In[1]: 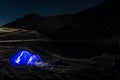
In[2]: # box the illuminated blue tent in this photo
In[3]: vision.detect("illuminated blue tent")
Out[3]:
[10,50,42,67]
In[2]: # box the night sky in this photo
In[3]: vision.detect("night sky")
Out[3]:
[0,0,104,26]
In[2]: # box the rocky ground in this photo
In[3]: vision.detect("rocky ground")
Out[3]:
[0,45,120,80]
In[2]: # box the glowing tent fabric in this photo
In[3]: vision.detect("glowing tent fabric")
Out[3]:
[10,50,42,67]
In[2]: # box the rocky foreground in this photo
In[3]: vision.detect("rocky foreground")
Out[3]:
[0,46,120,80]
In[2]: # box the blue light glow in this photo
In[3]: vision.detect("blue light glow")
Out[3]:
[10,50,42,67]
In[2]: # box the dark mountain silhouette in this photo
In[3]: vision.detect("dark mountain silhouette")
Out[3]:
[4,13,45,30]
[3,0,120,40]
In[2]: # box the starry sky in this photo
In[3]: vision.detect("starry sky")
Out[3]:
[0,0,104,26]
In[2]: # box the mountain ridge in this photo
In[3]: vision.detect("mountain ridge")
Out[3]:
[3,0,120,40]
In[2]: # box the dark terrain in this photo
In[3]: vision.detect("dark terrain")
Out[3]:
[4,0,120,40]
[1,0,120,80]
[3,0,120,58]
[0,42,120,80]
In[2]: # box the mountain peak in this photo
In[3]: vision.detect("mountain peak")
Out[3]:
[3,0,120,40]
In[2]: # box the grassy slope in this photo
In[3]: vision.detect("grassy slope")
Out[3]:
[0,27,48,40]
